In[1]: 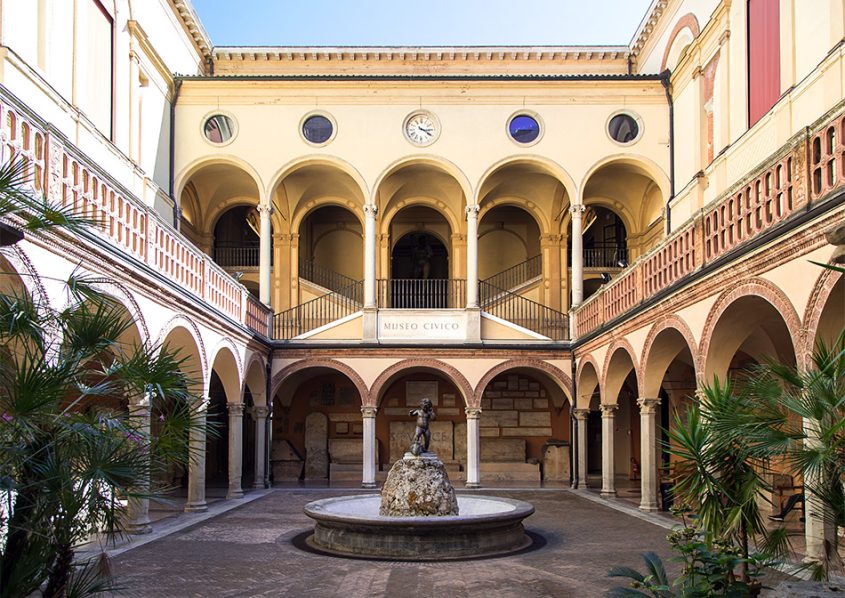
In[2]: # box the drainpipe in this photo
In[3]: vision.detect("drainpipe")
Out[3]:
[169,79,183,229]
[660,69,675,233]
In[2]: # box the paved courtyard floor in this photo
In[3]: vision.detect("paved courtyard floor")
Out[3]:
[112,488,681,597]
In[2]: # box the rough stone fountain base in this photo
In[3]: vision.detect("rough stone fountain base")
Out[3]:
[304,494,535,560]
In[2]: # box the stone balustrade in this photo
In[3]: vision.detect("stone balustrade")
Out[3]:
[575,103,844,338]
[0,91,272,338]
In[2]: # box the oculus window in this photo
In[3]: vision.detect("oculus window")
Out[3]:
[203,115,235,144]
[302,114,334,145]
[608,114,640,144]
[508,114,541,144]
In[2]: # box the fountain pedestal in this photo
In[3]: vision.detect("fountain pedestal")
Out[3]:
[380,452,458,517]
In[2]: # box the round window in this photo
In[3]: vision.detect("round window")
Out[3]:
[203,114,235,144]
[608,114,640,144]
[508,114,541,144]
[302,114,334,145]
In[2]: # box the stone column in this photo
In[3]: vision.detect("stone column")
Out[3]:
[465,205,480,308]
[226,403,245,499]
[600,404,618,498]
[465,407,481,488]
[573,408,590,489]
[803,416,836,561]
[126,387,152,533]
[253,405,269,488]
[363,204,378,309]
[638,397,661,511]
[185,397,209,512]
[570,204,586,307]
[361,406,378,488]
[258,204,274,306]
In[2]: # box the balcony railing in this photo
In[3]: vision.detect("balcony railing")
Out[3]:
[479,281,569,340]
[273,280,363,339]
[481,255,541,292]
[214,245,260,268]
[584,244,628,268]
[377,279,466,309]
[0,88,272,338]
[299,258,361,299]
[573,103,845,339]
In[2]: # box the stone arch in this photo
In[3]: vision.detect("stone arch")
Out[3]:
[174,155,265,205]
[2,244,49,308]
[474,359,573,404]
[802,265,844,369]
[290,199,365,233]
[475,155,578,209]
[640,315,700,398]
[84,279,149,345]
[579,155,670,207]
[379,195,462,239]
[242,351,267,404]
[602,338,641,405]
[477,199,550,239]
[271,358,368,406]
[699,278,802,383]
[266,155,370,209]
[371,155,473,208]
[208,337,244,402]
[154,314,209,393]
[660,13,701,72]
[575,353,602,408]
[369,359,475,408]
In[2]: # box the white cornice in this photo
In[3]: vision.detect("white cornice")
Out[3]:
[170,0,213,60]
[628,0,671,61]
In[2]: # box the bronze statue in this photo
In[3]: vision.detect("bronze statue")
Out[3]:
[409,398,436,456]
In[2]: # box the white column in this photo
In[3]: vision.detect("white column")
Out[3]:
[600,404,618,498]
[363,204,378,308]
[573,408,590,489]
[185,398,209,512]
[226,403,244,499]
[253,405,269,488]
[126,386,152,534]
[465,407,481,488]
[465,205,480,308]
[638,397,660,511]
[803,416,836,562]
[570,204,586,307]
[361,406,378,488]
[258,204,274,306]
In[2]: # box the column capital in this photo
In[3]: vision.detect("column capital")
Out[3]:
[363,204,378,216]
[599,403,619,415]
[361,405,378,418]
[252,405,270,419]
[572,407,590,420]
[228,402,245,416]
[637,397,661,413]
[256,204,275,216]
[465,407,482,419]
[465,204,480,217]
[569,204,586,215]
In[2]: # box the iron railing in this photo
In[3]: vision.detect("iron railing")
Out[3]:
[377,279,466,309]
[479,281,569,340]
[213,245,260,268]
[481,255,541,292]
[299,258,361,299]
[582,243,628,268]
[272,280,363,339]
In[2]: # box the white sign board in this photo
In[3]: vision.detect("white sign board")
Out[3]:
[378,310,467,341]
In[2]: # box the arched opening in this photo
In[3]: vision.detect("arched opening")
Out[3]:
[478,206,541,287]
[242,356,268,489]
[604,348,644,504]
[298,205,363,292]
[205,371,229,490]
[271,367,364,485]
[384,206,456,308]
[212,205,261,271]
[582,206,628,268]
[812,276,844,349]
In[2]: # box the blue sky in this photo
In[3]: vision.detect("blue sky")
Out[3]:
[192,0,654,47]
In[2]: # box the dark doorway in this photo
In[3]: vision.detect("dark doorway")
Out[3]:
[388,233,450,308]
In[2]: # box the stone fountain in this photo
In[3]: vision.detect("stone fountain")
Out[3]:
[304,399,535,560]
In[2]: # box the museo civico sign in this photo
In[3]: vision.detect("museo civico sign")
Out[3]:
[378,310,467,341]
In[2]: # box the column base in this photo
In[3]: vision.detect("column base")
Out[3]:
[361,482,378,489]
[465,482,481,489]
[639,503,659,512]
[184,501,208,513]
[253,481,267,489]
[226,489,244,500]
[600,490,617,499]
[577,480,589,490]
[126,520,152,535]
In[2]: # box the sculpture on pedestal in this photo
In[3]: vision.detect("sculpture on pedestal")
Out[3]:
[409,397,436,456]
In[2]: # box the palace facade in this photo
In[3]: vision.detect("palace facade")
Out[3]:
[1,0,843,558]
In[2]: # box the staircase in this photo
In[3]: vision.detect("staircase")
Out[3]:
[299,258,361,300]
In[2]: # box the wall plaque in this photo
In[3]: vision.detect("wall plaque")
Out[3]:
[378,310,467,341]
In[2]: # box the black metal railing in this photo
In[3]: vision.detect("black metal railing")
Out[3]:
[299,258,361,299]
[481,255,541,292]
[479,281,569,340]
[377,279,466,309]
[583,243,628,268]
[272,280,363,339]
[213,245,260,268]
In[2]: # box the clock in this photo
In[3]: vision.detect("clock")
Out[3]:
[403,111,440,146]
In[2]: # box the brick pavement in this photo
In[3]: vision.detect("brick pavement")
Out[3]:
[112,489,676,597]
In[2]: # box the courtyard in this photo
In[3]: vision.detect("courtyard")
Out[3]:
[110,489,674,597]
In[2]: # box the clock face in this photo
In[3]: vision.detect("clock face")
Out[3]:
[404,112,439,146]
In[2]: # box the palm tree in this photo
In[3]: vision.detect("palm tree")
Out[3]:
[0,158,208,597]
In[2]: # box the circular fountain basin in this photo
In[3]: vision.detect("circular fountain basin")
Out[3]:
[304,494,535,560]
